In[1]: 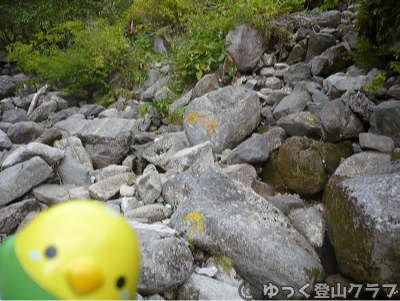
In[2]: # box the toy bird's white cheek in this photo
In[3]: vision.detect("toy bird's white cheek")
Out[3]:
[120,290,130,299]
[29,250,41,261]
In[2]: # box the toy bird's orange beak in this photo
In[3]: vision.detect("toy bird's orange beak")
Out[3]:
[67,260,103,294]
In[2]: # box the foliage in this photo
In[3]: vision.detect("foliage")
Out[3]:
[365,72,386,91]
[0,0,104,50]
[7,19,133,99]
[213,252,234,276]
[353,0,400,74]
[167,105,187,124]
[3,0,309,103]
[139,102,153,116]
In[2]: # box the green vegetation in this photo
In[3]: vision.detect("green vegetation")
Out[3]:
[213,252,234,276]
[353,0,400,74]
[2,0,398,113]
[2,0,305,105]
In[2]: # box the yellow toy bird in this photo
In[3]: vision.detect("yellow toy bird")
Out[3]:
[0,200,141,300]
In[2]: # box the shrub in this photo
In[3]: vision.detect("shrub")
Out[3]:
[7,19,133,99]
[353,0,400,74]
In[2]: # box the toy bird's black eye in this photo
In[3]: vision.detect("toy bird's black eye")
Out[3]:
[116,276,125,288]
[45,246,57,258]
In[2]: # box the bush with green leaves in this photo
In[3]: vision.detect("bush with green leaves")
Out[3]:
[7,20,134,99]
[353,0,400,74]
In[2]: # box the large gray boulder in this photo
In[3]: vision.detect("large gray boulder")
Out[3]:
[273,90,310,120]
[306,33,336,63]
[7,121,44,144]
[227,127,286,165]
[177,273,241,300]
[311,43,352,77]
[142,132,189,170]
[130,221,194,295]
[168,163,324,299]
[369,100,400,147]
[183,86,261,153]
[0,156,52,207]
[277,111,323,139]
[77,118,136,168]
[0,198,40,234]
[54,136,94,173]
[1,142,64,169]
[320,98,365,142]
[324,153,400,290]
[0,75,17,99]
[225,25,264,72]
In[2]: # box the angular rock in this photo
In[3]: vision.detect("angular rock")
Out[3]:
[0,156,52,207]
[277,111,323,138]
[169,90,192,115]
[341,90,376,123]
[89,172,135,201]
[142,132,189,169]
[311,10,341,28]
[290,207,326,248]
[306,33,336,63]
[68,186,91,200]
[359,132,395,153]
[7,121,44,144]
[48,107,80,126]
[1,142,64,169]
[32,184,77,205]
[311,89,330,106]
[135,164,162,205]
[79,104,105,117]
[169,165,323,299]
[264,77,282,90]
[28,99,58,122]
[227,127,286,165]
[177,273,241,300]
[0,75,16,99]
[324,173,400,288]
[283,63,312,85]
[225,25,264,72]
[323,71,377,98]
[125,204,172,222]
[34,128,63,146]
[0,198,40,234]
[165,140,214,172]
[311,43,352,77]
[130,221,194,295]
[0,129,11,150]
[267,194,305,211]
[320,98,365,142]
[93,164,132,182]
[140,76,171,101]
[57,155,92,186]
[192,73,220,99]
[369,100,400,147]
[286,44,307,65]
[1,108,28,123]
[273,90,311,120]
[333,152,399,178]
[222,164,257,187]
[387,84,400,99]
[54,136,94,173]
[53,115,90,136]
[184,86,261,153]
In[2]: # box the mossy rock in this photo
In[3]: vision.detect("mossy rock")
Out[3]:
[324,174,400,288]
[261,151,289,194]
[312,140,353,175]
[275,136,327,196]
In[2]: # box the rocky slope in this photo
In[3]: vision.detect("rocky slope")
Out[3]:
[1,5,400,300]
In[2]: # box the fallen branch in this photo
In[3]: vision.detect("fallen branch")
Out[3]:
[27,84,52,117]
